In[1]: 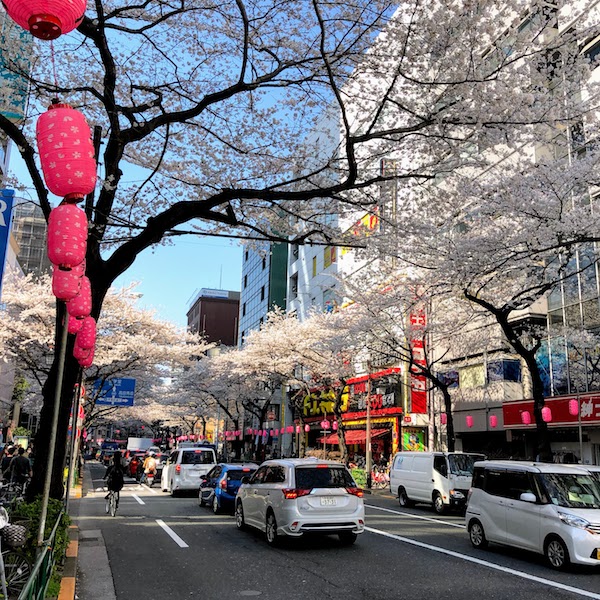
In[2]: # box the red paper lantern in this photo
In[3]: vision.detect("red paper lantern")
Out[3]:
[51,265,81,300]
[521,411,531,425]
[295,425,301,434]
[47,204,87,267]
[76,316,96,350]
[67,275,92,318]
[489,415,498,428]
[542,407,552,422]
[332,421,338,431]
[568,399,579,416]
[440,413,447,425]
[466,415,474,428]
[68,314,84,334]
[3,0,87,40]
[78,346,94,368]
[37,103,96,200]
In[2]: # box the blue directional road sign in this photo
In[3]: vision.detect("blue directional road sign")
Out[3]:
[94,378,136,407]
[0,188,15,299]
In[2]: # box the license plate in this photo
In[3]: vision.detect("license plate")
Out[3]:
[320,497,337,506]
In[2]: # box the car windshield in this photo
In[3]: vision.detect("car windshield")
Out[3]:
[181,450,215,465]
[538,473,600,508]
[448,454,485,476]
[295,466,355,489]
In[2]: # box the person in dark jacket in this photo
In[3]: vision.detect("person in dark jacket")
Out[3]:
[0,446,15,481]
[10,447,32,485]
[104,451,125,505]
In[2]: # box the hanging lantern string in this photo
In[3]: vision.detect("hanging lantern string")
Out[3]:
[50,40,59,89]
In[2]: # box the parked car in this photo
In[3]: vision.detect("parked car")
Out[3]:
[199,463,258,514]
[161,446,217,496]
[465,460,600,570]
[235,458,365,546]
[390,451,485,514]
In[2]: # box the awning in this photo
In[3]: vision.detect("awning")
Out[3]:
[316,428,389,445]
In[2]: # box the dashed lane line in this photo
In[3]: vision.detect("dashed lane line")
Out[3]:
[131,494,145,505]
[156,519,189,548]
[366,526,600,600]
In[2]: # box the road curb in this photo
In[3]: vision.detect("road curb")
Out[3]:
[58,477,82,600]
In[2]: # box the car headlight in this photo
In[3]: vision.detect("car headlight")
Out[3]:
[450,490,465,499]
[558,511,591,530]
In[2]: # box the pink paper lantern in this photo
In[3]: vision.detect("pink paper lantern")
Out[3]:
[466,415,473,428]
[77,345,94,368]
[332,421,338,431]
[489,415,498,428]
[568,399,579,416]
[72,343,90,361]
[51,265,81,301]
[67,275,92,318]
[295,425,301,434]
[67,314,84,334]
[542,407,552,422]
[440,413,447,425]
[76,316,96,350]
[247,428,252,435]
[321,420,330,430]
[521,411,531,425]
[47,204,87,267]
[270,429,275,437]
[37,103,97,200]
[304,424,310,432]
[3,0,87,40]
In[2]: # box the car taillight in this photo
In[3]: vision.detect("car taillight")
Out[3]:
[175,464,181,473]
[346,487,363,497]
[282,489,312,499]
[220,479,227,489]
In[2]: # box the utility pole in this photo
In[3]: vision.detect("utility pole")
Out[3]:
[366,364,372,489]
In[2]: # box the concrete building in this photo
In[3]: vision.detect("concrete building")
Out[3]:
[186,288,240,347]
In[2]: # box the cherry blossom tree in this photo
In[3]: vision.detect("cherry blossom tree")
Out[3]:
[0,0,594,492]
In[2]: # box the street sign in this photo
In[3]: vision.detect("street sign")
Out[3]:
[94,378,136,407]
[0,188,14,299]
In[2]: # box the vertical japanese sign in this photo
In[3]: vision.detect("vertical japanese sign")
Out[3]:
[409,306,428,413]
[0,188,15,299]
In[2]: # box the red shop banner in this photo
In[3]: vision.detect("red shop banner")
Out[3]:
[503,394,600,428]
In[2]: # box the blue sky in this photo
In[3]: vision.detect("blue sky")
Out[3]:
[9,150,242,328]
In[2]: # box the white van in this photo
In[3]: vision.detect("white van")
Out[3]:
[390,451,485,514]
[161,446,217,496]
[465,460,600,570]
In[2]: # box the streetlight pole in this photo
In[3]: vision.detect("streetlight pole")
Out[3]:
[578,393,583,463]
[366,366,372,489]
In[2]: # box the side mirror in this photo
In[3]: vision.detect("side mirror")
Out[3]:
[520,492,537,503]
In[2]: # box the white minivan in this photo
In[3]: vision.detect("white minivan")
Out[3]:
[465,460,600,570]
[161,445,217,496]
[390,451,485,514]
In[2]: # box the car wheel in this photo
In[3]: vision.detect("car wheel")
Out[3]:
[198,491,205,507]
[468,519,488,549]
[432,492,445,514]
[235,501,246,530]
[170,481,179,498]
[398,487,413,508]
[545,536,570,570]
[212,495,220,514]
[265,511,279,546]
[338,532,357,545]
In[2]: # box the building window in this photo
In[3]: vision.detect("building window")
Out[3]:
[312,256,317,277]
[290,274,298,300]
[260,286,265,301]
[242,302,246,316]
[262,256,267,270]
[292,244,299,260]
[324,246,337,268]
[243,274,247,289]
[259,317,264,327]
[245,249,249,261]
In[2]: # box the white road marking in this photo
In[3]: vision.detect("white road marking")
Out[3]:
[366,504,465,528]
[366,526,600,599]
[132,494,145,505]
[156,519,189,548]
[140,483,158,494]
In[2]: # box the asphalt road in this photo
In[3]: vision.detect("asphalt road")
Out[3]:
[76,462,600,600]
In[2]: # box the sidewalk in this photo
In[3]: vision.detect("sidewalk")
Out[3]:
[59,462,117,600]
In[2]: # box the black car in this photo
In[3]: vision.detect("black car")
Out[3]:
[199,463,258,514]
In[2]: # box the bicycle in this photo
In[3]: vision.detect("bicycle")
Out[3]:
[105,489,119,517]
[1,548,31,599]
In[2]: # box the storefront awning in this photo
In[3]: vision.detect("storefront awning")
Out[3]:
[317,428,388,445]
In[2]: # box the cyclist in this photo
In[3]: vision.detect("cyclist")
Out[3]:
[104,451,125,506]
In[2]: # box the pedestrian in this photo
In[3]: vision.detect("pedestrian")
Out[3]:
[1,446,15,481]
[103,451,125,505]
[10,447,32,486]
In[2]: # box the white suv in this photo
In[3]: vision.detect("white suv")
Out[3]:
[161,446,216,496]
[235,458,365,546]
[466,460,600,569]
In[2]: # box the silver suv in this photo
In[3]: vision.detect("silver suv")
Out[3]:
[235,458,365,546]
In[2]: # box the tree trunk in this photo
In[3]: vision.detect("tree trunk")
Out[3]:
[440,385,455,452]
[524,353,552,461]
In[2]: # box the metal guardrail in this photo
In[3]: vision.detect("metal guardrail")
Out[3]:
[17,509,65,600]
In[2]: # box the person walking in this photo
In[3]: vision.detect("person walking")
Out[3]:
[0,446,15,481]
[104,451,125,506]
[10,447,32,487]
